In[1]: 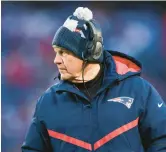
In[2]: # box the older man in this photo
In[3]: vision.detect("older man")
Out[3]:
[22,7,166,152]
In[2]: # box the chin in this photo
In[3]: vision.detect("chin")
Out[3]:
[60,74,74,81]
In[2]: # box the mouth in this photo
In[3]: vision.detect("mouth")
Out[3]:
[59,68,67,73]
[59,68,66,70]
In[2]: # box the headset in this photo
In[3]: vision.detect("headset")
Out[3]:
[82,20,103,62]
[80,20,104,100]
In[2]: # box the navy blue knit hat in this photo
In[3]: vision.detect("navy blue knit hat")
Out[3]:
[52,7,103,63]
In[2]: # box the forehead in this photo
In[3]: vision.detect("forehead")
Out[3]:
[53,46,77,57]
[53,46,68,52]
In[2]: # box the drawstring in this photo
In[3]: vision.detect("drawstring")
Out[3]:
[54,73,61,80]
[82,60,92,100]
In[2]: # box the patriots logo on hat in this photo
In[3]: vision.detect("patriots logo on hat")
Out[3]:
[107,97,134,109]
[63,18,86,38]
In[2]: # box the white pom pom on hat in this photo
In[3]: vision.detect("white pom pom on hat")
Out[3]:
[73,7,93,21]
[63,7,93,36]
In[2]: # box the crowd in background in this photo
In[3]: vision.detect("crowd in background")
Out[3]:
[2,2,166,152]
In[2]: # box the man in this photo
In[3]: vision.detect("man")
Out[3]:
[22,7,166,152]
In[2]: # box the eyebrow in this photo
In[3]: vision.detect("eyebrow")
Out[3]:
[53,46,71,55]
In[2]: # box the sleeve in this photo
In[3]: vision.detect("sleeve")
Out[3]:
[21,96,52,152]
[139,84,166,152]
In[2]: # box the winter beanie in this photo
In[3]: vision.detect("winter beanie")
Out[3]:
[52,7,103,62]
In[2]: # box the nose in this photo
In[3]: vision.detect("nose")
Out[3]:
[54,54,62,64]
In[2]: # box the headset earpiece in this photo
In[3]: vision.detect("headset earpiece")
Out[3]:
[83,20,103,62]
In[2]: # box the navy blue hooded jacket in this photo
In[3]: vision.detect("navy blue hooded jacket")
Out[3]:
[22,50,166,152]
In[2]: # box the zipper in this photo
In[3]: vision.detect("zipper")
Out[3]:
[73,84,92,107]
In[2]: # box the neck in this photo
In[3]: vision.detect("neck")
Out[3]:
[71,63,101,83]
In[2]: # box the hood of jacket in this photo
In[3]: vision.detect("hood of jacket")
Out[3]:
[103,50,141,81]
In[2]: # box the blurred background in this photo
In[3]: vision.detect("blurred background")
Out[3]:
[1,1,166,152]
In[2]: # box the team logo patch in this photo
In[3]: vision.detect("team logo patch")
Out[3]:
[63,18,86,38]
[107,97,134,109]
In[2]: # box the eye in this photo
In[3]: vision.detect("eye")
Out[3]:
[59,50,69,57]
[59,50,64,56]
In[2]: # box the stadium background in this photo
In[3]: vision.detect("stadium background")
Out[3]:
[2,1,166,152]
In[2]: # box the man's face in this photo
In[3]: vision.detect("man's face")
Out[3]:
[53,47,83,81]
